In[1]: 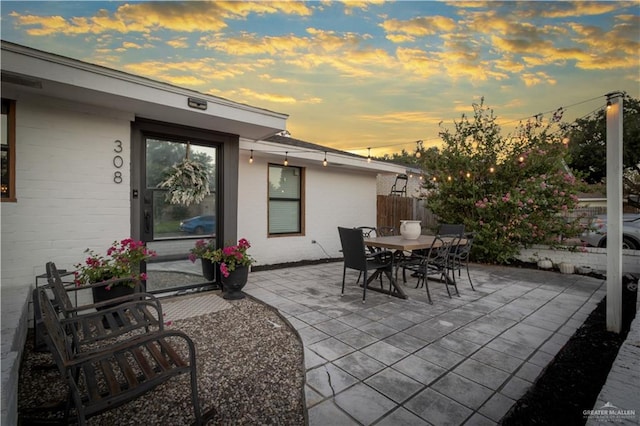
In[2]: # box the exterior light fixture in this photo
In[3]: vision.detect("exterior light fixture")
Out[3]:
[323,152,328,167]
[187,97,207,110]
[249,149,254,164]
[415,140,423,158]
[367,147,372,163]
[284,152,289,167]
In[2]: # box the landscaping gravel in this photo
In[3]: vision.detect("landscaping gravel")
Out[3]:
[18,297,306,425]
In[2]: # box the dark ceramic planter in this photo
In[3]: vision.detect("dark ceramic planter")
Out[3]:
[222,265,249,300]
[92,283,136,309]
[201,258,216,282]
[91,283,135,328]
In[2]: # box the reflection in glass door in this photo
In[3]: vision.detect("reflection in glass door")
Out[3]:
[142,137,219,294]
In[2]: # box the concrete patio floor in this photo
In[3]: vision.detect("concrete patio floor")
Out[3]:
[242,261,606,426]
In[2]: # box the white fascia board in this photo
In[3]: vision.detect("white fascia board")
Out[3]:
[1,42,288,139]
[240,139,407,174]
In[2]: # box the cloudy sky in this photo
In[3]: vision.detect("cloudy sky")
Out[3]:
[1,1,638,156]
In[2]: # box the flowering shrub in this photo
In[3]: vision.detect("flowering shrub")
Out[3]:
[203,238,254,278]
[421,99,586,263]
[188,239,216,262]
[74,238,157,288]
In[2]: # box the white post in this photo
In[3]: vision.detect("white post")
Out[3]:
[606,92,624,333]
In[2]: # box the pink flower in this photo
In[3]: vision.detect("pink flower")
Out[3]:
[220,262,230,278]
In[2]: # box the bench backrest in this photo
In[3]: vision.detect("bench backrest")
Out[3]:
[37,287,74,374]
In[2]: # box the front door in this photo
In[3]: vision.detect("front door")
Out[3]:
[132,121,227,294]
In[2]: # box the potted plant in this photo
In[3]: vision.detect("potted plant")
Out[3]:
[188,238,217,281]
[74,238,156,304]
[204,238,254,300]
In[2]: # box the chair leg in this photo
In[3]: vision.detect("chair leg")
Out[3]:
[341,267,347,296]
[466,262,475,290]
[362,271,367,303]
[424,276,432,304]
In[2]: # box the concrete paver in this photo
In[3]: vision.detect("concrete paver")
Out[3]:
[244,262,607,425]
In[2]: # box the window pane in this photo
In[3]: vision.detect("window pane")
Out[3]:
[269,166,300,199]
[146,138,217,239]
[1,99,13,200]
[269,200,300,233]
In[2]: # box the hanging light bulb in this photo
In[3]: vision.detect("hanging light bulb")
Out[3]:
[606,99,612,110]
[466,172,471,178]
[415,140,423,158]
[284,151,288,167]
[367,147,372,163]
[323,152,328,167]
[489,166,495,173]
[249,149,254,164]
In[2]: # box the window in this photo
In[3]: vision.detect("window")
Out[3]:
[1,98,16,201]
[268,164,304,235]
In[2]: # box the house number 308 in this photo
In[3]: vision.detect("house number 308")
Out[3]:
[113,140,124,184]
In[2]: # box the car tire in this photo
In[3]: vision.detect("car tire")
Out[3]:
[599,236,640,250]
[623,236,639,250]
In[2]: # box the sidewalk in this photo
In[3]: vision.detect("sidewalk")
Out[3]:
[244,262,606,425]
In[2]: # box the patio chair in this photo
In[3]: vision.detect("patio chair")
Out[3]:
[338,227,393,303]
[356,226,383,287]
[399,236,456,303]
[377,226,397,236]
[35,287,203,426]
[447,232,476,290]
[437,223,465,236]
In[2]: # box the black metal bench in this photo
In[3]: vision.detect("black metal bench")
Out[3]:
[36,287,203,425]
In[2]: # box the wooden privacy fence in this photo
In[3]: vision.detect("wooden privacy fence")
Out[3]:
[377,195,438,232]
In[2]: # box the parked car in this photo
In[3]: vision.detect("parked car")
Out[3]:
[179,215,216,235]
[580,214,640,250]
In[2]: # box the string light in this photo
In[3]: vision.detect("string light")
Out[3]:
[323,151,328,167]
[284,151,288,167]
[249,149,254,164]
[466,172,471,178]
[489,166,495,173]
[367,147,372,163]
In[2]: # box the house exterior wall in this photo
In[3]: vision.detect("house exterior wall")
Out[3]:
[237,150,378,266]
[1,94,133,288]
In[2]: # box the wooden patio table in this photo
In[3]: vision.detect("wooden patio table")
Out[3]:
[363,235,468,298]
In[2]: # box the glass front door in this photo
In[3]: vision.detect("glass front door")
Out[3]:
[141,136,219,294]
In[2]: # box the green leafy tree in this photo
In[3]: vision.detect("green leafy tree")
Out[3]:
[563,94,640,195]
[420,99,585,263]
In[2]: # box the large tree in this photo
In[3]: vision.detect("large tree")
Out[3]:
[419,98,585,263]
[563,94,640,196]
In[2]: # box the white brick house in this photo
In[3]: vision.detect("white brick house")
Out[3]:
[0,41,406,424]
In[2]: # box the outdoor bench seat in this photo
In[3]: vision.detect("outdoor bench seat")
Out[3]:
[36,287,203,426]
[39,262,164,352]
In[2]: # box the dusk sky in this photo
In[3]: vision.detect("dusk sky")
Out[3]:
[1,1,638,156]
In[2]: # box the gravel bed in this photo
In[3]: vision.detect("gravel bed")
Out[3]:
[18,297,306,425]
